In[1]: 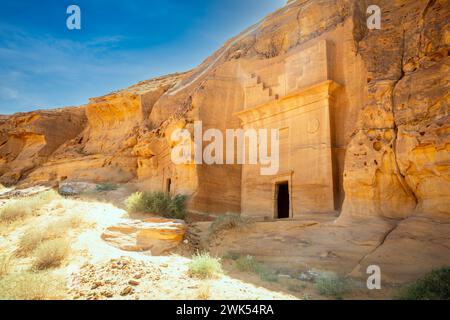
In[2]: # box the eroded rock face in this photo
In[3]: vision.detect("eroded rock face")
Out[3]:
[101,218,187,255]
[0,107,86,186]
[0,0,448,219]
[22,74,185,185]
[341,0,449,219]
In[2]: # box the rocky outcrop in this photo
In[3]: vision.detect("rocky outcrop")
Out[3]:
[22,74,185,185]
[0,0,448,219]
[0,107,86,185]
[58,181,98,196]
[101,218,187,255]
[341,0,449,219]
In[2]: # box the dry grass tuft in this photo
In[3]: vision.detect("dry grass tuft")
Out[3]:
[0,190,61,224]
[16,228,44,257]
[197,283,211,300]
[0,255,12,277]
[0,271,65,300]
[209,214,247,238]
[16,214,83,257]
[25,190,60,209]
[188,252,223,279]
[32,238,70,270]
[0,202,32,224]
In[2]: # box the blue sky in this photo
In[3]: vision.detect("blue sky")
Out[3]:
[0,0,285,114]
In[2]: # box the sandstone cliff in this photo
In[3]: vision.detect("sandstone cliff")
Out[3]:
[342,0,449,220]
[0,0,448,220]
[0,107,86,185]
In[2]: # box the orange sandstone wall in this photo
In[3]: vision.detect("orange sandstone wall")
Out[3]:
[0,0,448,219]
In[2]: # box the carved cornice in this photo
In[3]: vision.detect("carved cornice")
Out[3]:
[234,80,341,125]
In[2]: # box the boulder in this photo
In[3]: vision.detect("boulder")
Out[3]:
[58,181,97,196]
[101,218,187,255]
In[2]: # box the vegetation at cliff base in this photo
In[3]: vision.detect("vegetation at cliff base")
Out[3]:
[398,268,450,300]
[96,183,118,192]
[209,214,247,237]
[315,273,350,298]
[125,191,187,219]
[236,255,278,283]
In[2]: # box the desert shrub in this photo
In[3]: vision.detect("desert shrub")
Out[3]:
[236,255,278,283]
[16,215,81,257]
[168,194,188,220]
[0,202,32,223]
[236,255,260,273]
[64,214,84,229]
[259,269,279,282]
[223,251,240,261]
[0,271,65,300]
[16,228,45,257]
[125,192,146,213]
[96,183,118,192]
[209,214,247,237]
[0,190,60,224]
[188,252,223,279]
[0,255,12,277]
[315,273,350,298]
[25,190,60,209]
[398,268,450,300]
[45,214,82,237]
[44,221,69,239]
[125,191,187,219]
[32,238,70,270]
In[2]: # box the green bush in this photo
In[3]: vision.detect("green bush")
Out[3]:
[398,268,450,300]
[236,255,260,273]
[315,273,349,298]
[168,194,188,220]
[96,183,118,192]
[188,252,223,279]
[125,192,146,213]
[125,191,187,219]
[259,269,279,282]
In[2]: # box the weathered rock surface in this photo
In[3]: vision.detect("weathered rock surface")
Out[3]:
[101,218,187,255]
[21,74,185,186]
[0,107,86,186]
[1,0,447,219]
[206,214,450,283]
[58,181,98,196]
[0,0,449,283]
[341,0,449,219]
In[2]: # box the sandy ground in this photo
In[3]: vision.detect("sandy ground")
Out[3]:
[3,185,445,300]
[0,188,297,300]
